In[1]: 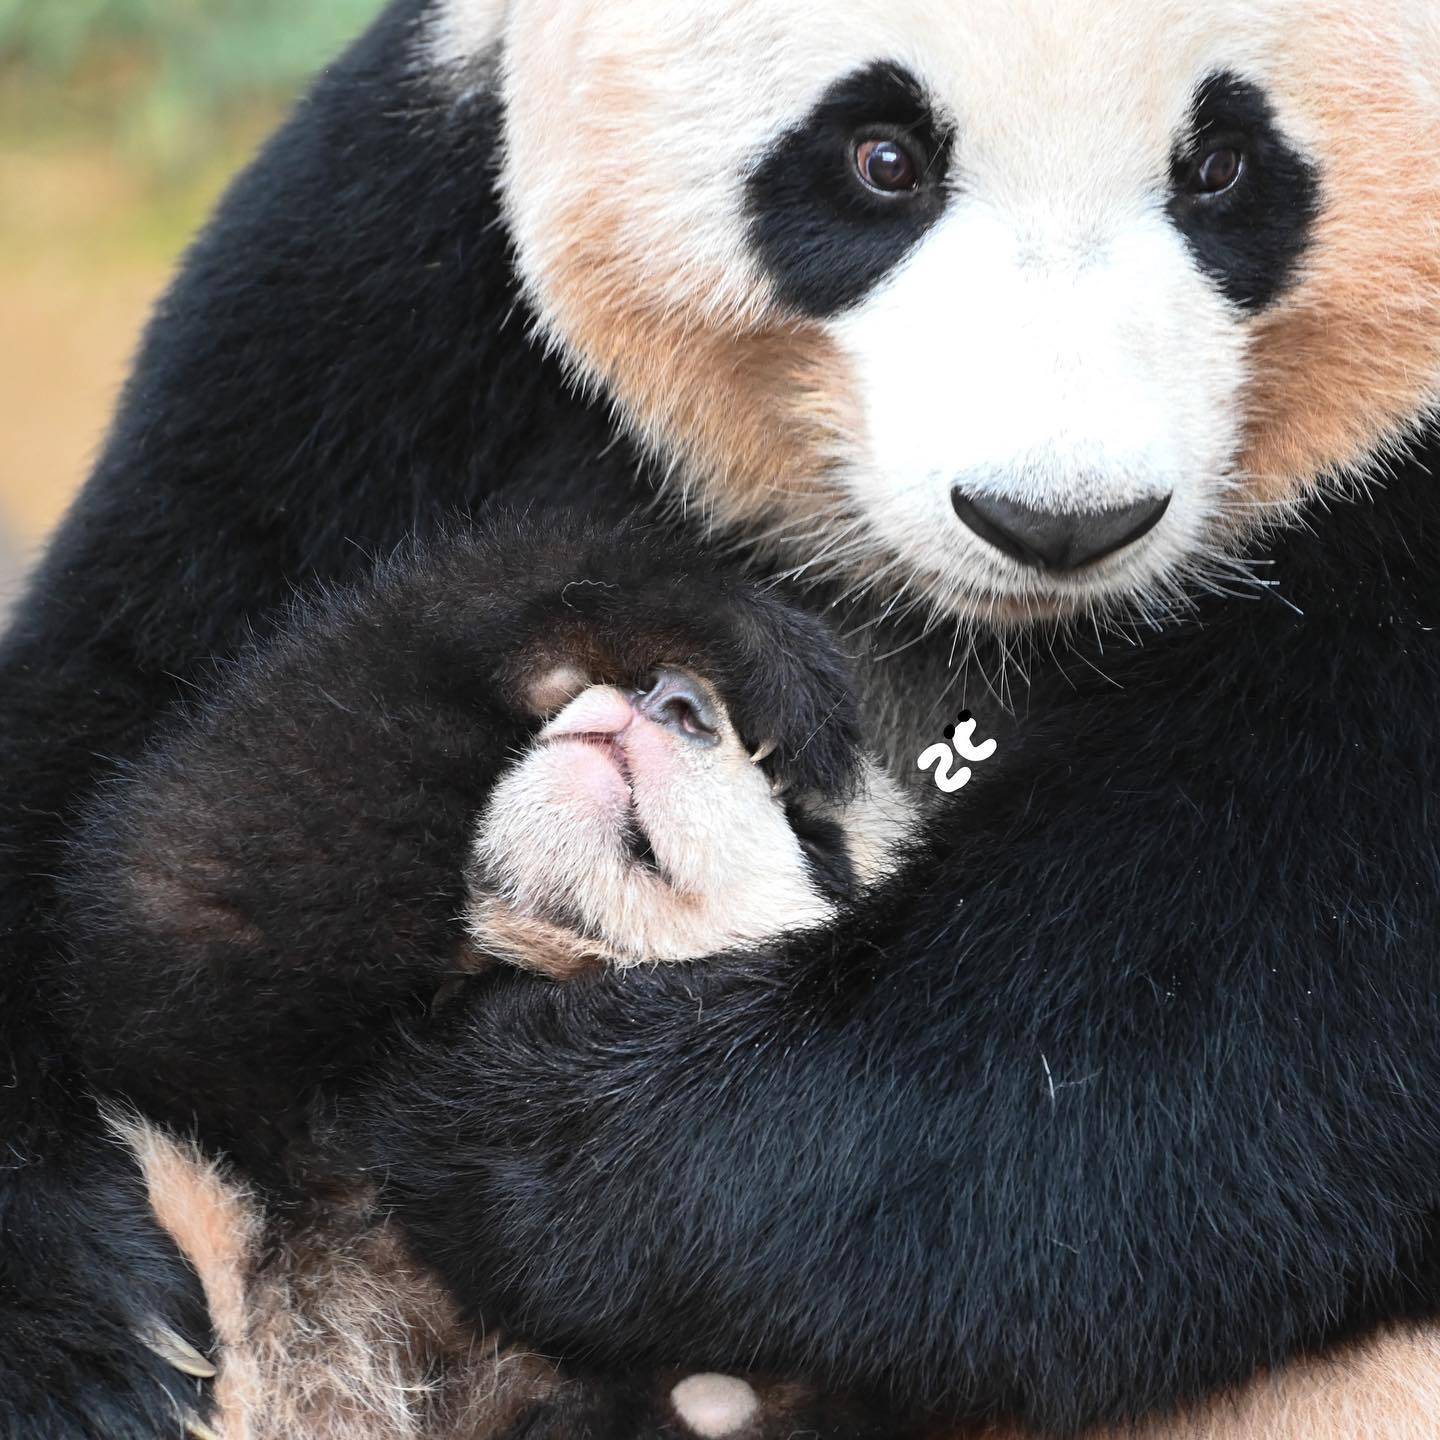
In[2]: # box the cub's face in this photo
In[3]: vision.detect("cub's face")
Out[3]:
[469,669,909,971]
[430,0,1440,630]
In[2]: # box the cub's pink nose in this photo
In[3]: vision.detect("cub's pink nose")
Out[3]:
[540,671,721,749]
[540,686,637,741]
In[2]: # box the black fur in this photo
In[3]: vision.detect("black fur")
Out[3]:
[746,61,954,316]
[358,455,1440,1434]
[1167,71,1320,310]
[59,517,861,1185]
[0,1136,216,1440]
[786,803,860,904]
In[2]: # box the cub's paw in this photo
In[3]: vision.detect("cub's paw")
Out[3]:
[500,1370,916,1440]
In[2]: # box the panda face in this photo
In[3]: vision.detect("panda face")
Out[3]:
[432,0,1440,630]
[468,670,910,969]
[748,51,1279,625]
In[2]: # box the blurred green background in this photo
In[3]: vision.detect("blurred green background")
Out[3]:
[0,1,382,603]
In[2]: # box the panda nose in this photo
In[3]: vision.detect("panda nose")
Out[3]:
[950,491,1171,571]
[636,669,721,745]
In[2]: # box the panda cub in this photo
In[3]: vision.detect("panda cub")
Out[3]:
[62,515,906,1176]
[470,661,896,978]
[62,517,910,1439]
[116,663,906,1440]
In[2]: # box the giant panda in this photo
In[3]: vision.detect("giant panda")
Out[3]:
[2,0,1440,1436]
[59,518,1436,1440]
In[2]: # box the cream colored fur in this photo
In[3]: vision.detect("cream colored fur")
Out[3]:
[1116,1329,1440,1440]
[471,679,911,966]
[125,1119,559,1440]
[973,1327,1440,1439]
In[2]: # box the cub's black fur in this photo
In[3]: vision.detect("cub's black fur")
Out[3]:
[61,518,861,1188]
[358,457,1440,1434]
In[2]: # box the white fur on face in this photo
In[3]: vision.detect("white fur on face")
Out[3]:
[469,678,907,966]
[806,2,1274,624]
[426,0,1440,631]
[829,203,1247,623]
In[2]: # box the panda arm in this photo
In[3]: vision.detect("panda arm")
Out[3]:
[59,517,861,1177]
[359,612,1440,1433]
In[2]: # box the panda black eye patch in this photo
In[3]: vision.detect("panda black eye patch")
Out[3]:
[1166,70,1320,311]
[745,61,953,317]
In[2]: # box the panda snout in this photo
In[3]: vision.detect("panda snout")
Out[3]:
[950,489,1171,572]
[634,669,721,746]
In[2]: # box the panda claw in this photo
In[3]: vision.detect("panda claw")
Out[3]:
[770,775,791,797]
[143,1324,218,1379]
[186,1419,223,1440]
[749,739,778,765]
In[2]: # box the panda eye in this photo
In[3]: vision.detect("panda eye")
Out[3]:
[1188,145,1244,197]
[853,136,921,194]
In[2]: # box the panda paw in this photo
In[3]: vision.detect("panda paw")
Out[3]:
[444,514,867,802]
[0,1136,217,1440]
[0,1314,217,1440]
[141,1326,223,1438]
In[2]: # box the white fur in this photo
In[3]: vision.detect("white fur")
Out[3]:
[670,1374,760,1437]
[809,0,1283,620]
[830,201,1247,618]
[470,681,909,964]
[425,0,509,77]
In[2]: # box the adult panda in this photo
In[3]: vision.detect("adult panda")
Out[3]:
[2,0,1440,1435]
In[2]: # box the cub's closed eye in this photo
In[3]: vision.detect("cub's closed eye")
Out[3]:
[1188,145,1245,197]
[854,136,922,194]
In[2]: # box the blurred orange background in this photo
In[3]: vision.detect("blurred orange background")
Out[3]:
[0,2,381,615]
